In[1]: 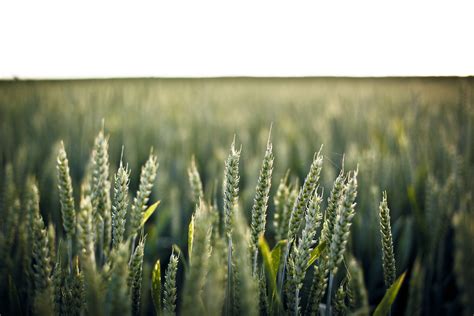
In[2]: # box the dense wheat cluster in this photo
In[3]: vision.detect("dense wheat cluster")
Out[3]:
[0,78,472,315]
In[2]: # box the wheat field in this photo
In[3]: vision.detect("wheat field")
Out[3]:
[0,77,472,316]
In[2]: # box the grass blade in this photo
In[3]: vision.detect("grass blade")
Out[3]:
[373,271,407,316]
[306,240,326,270]
[271,239,287,280]
[141,201,161,228]
[151,259,162,316]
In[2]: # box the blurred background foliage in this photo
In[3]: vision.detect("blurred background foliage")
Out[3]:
[0,77,472,315]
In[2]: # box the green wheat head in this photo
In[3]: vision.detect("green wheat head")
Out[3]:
[328,169,358,274]
[287,188,323,314]
[223,137,241,239]
[91,130,112,252]
[130,150,159,236]
[105,241,131,316]
[287,147,323,243]
[29,182,54,314]
[306,255,329,315]
[112,156,131,249]
[181,200,212,314]
[163,251,179,315]
[188,155,204,205]
[250,135,274,271]
[333,279,348,316]
[77,195,96,265]
[273,171,290,241]
[56,141,76,238]
[129,236,146,316]
[379,191,396,288]
[320,167,345,246]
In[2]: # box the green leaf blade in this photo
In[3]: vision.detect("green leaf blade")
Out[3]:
[373,271,407,316]
[270,239,287,279]
[151,259,162,315]
[258,235,277,293]
[188,215,195,263]
[141,201,161,227]
[306,240,326,270]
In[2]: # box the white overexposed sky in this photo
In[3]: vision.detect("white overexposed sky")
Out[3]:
[0,1,473,79]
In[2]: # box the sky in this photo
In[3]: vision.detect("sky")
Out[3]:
[1,1,473,79]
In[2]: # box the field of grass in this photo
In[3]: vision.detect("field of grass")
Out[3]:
[0,77,472,315]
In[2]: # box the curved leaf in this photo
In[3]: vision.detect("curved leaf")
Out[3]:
[151,259,162,315]
[270,239,287,279]
[188,215,195,263]
[306,240,326,269]
[258,235,276,291]
[141,201,161,227]
[373,271,407,316]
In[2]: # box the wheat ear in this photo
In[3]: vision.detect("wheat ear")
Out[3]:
[250,133,274,274]
[379,191,396,288]
[112,151,131,249]
[163,251,179,315]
